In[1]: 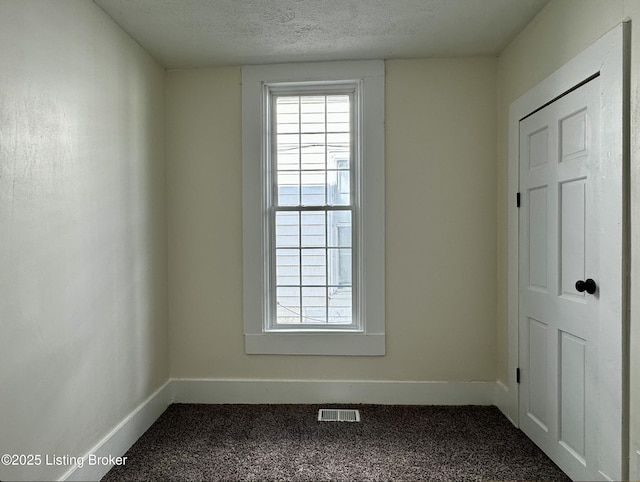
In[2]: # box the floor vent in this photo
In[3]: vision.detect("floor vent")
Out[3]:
[318,408,360,422]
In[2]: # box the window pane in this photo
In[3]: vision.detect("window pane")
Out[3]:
[301,211,325,247]
[301,171,325,205]
[276,107,300,134]
[276,96,300,112]
[328,248,352,286]
[328,154,349,171]
[301,96,325,112]
[277,148,299,171]
[327,95,350,111]
[275,211,299,247]
[300,133,325,170]
[327,211,352,247]
[328,289,352,324]
[276,286,300,324]
[277,172,299,206]
[327,132,350,146]
[327,114,349,133]
[301,248,326,286]
[277,120,299,134]
[301,287,327,323]
[327,96,349,129]
[301,101,325,133]
[276,96,299,133]
[277,133,299,149]
[327,170,350,206]
[276,249,300,286]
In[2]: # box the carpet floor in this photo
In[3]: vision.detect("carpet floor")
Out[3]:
[101,404,570,481]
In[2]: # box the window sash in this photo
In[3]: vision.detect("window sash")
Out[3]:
[266,87,360,332]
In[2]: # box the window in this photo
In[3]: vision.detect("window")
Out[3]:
[272,92,354,327]
[242,61,385,355]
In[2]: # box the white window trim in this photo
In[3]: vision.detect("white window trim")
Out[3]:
[242,60,385,356]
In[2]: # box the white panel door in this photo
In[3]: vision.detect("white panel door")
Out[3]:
[519,77,622,481]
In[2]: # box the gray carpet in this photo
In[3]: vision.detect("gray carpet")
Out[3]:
[101,404,570,481]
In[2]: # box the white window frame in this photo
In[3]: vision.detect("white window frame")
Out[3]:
[268,86,356,330]
[242,61,385,356]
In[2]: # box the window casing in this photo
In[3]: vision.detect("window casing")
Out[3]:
[242,61,384,355]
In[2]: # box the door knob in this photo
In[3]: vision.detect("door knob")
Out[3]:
[575,278,597,295]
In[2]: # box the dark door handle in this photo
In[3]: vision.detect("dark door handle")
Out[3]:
[575,278,597,294]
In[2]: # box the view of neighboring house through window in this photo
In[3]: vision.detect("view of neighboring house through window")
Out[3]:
[272,94,354,327]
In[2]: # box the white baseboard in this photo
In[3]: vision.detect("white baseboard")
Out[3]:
[171,378,496,406]
[61,381,173,482]
[494,380,518,427]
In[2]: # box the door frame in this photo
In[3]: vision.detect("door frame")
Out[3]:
[501,22,630,478]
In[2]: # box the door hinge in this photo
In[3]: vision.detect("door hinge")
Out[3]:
[516,367,521,384]
[516,192,521,208]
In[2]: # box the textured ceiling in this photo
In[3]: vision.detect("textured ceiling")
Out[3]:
[94,0,550,69]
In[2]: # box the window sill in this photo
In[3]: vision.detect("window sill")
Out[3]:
[244,332,385,356]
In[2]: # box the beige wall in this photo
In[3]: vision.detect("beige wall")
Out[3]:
[167,58,497,382]
[496,0,640,475]
[0,1,168,480]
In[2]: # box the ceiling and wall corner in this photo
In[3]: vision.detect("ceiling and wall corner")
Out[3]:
[93,0,551,68]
